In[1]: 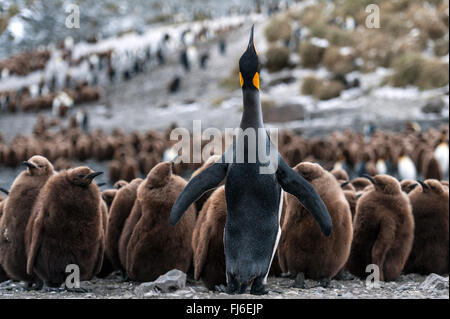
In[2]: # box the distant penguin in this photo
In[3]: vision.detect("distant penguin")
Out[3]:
[180,48,190,72]
[125,162,196,282]
[376,158,387,175]
[397,151,417,181]
[278,163,352,287]
[421,151,443,181]
[350,177,372,192]
[331,167,349,181]
[105,178,143,275]
[0,156,54,288]
[219,39,227,55]
[170,27,331,295]
[26,167,104,290]
[404,180,449,275]
[199,52,209,69]
[434,134,449,179]
[400,179,419,194]
[168,76,181,94]
[347,175,414,281]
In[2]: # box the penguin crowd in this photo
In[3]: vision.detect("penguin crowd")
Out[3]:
[0,25,448,295]
[0,146,447,291]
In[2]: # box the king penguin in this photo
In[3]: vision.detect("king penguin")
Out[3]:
[170,26,332,295]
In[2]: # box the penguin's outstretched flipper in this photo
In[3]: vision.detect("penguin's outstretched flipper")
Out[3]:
[275,156,332,236]
[170,161,228,225]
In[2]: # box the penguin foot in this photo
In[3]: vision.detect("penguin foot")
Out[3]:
[319,278,330,288]
[42,283,64,293]
[120,272,130,282]
[66,286,91,293]
[23,281,43,291]
[293,272,305,289]
[215,285,227,292]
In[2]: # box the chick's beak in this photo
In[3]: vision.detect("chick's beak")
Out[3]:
[87,172,103,180]
[23,161,37,169]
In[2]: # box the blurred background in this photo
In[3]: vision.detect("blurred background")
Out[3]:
[0,0,448,188]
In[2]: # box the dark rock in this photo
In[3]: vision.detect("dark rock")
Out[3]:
[422,98,445,114]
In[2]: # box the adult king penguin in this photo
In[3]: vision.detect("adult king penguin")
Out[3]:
[170,26,332,295]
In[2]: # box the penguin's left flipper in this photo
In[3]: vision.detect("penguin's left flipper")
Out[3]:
[275,156,332,236]
[170,161,228,225]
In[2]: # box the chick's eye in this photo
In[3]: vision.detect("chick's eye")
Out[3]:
[78,175,84,178]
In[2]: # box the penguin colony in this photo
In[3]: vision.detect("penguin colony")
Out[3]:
[0,28,449,294]
[0,20,237,115]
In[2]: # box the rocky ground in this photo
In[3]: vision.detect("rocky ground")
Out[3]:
[0,271,448,299]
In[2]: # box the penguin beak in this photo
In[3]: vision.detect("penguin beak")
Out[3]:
[417,180,429,190]
[96,182,106,187]
[23,161,37,169]
[362,174,376,185]
[247,25,257,54]
[408,183,419,191]
[340,181,350,188]
[0,187,9,196]
[87,172,103,180]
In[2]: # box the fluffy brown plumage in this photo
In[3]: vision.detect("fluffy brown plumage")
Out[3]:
[192,186,227,290]
[404,180,449,275]
[26,166,104,288]
[278,162,353,284]
[105,178,142,274]
[347,175,414,281]
[0,155,54,286]
[124,162,196,282]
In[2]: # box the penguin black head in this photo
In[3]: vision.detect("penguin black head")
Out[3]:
[68,166,103,187]
[238,25,260,91]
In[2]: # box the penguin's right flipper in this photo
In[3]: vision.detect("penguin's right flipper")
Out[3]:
[170,161,228,225]
[26,208,45,275]
[275,156,332,236]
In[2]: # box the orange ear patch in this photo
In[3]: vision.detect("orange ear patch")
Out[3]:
[252,72,260,90]
[239,72,244,87]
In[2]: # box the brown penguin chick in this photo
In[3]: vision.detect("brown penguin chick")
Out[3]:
[108,160,121,183]
[118,198,142,273]
[26,166,104,289]
[102,189,118,210]
[351,177,372,192]
[441,180,449,190]
[400,179,419,194]
[0,156,54,287]
[192,186,227,290]
[278,162,353,286]
[404,180,449,275]
[190,155,222,213]
[347,175,414,281]
[125,162,196,282]
[340,183,357,219]
[421,151,443,181]
[97,198,115,278]
[119,157,139,182]
[105,178,143,274]
[331,168,349,181]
